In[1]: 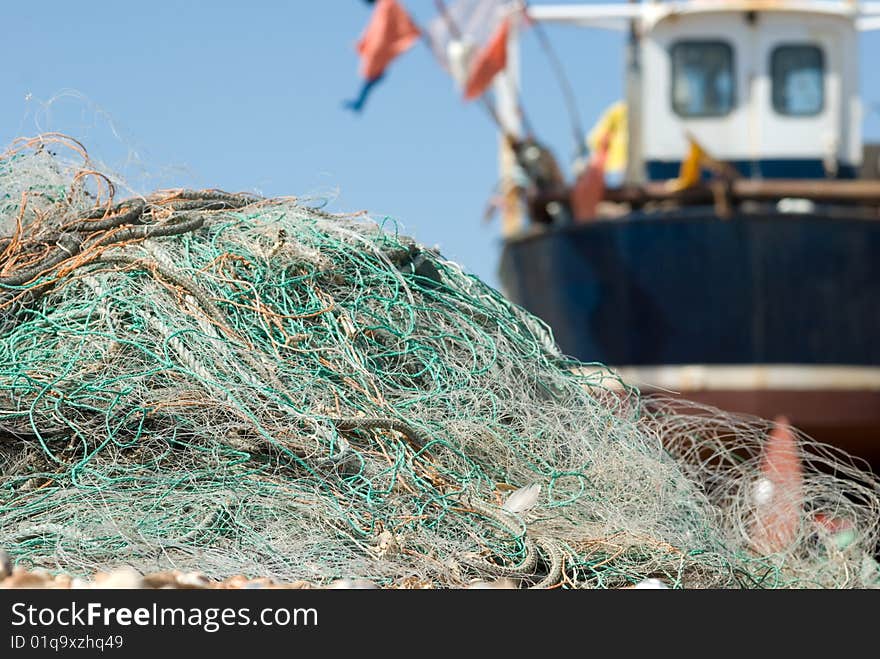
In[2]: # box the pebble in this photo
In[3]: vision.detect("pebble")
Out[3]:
[1,569,54,589]
[632,578,670,589]
[1,565,321,590]
[141,571,180,589]
[52,574,72,589]
[0,550,11,580]
[466,578,518,589]
[328,578,379,589]
[92,567,144,589]
[175,571,210,589]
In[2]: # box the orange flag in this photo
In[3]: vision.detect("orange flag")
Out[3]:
[356,0,421,81]
[464,17,510,101]
[571,130,610,222]
[750,416,804,553]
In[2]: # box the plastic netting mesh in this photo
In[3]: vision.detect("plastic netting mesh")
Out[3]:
[1,135,879,588]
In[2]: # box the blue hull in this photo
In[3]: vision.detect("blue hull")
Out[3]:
[499,212,880,367]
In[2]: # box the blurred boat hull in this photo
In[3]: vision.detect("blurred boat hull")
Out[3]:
[499,210,880,468]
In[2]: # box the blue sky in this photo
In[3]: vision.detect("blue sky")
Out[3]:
[2,1,880,288]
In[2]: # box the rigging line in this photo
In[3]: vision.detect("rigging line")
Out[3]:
[517,0,588,157]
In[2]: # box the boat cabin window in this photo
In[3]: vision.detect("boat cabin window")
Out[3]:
[670,41,735,118]
[771,45,825,116]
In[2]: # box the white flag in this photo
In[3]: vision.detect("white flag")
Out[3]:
[427,0,511,87]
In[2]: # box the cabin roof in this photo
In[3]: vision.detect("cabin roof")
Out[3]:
[647,1,860,27]
[526,1,880,31]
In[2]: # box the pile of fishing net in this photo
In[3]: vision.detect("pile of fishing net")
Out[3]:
[1,135,879,588]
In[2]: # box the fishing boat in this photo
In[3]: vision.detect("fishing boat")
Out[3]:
[487,1,880,468]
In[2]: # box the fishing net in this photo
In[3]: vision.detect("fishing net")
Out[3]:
[1,134,879,588]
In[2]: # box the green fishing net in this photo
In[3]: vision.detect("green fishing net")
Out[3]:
[1,135,878,588]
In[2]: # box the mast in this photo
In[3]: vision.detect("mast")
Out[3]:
[624,0,644,184]
[496,9,525,238]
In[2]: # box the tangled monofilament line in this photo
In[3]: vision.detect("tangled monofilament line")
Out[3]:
[1,135,879,588]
